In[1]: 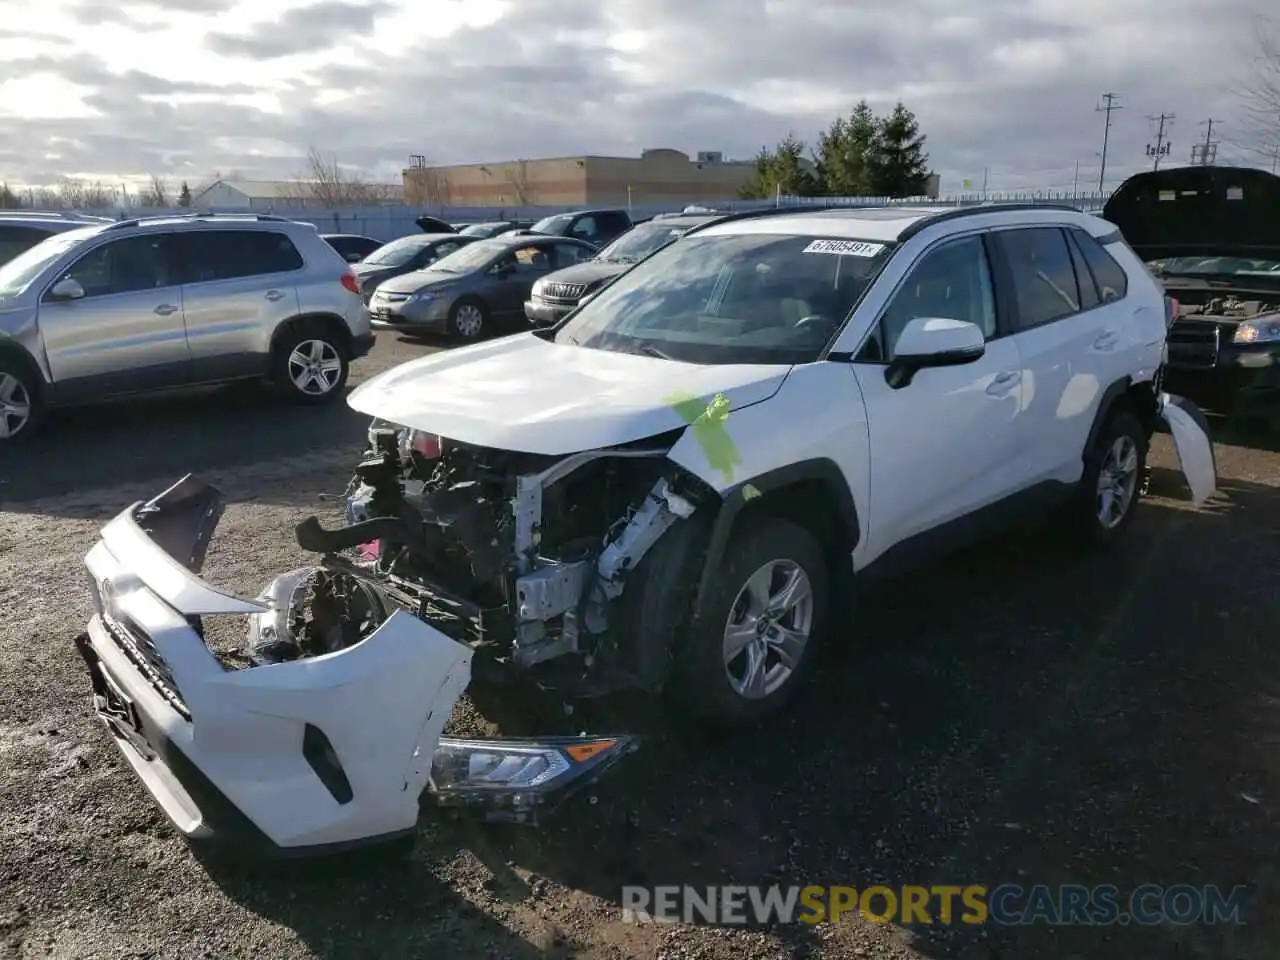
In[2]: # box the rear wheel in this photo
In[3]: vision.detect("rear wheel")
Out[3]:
[272,323,349,404]
[0,356,43,443]
[1070,409,1148,547]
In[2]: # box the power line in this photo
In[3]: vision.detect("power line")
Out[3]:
[1096,93,1122,190]
[1145,113,1175,171]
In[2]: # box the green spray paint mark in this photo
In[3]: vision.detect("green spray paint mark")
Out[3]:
[666,391,741,483]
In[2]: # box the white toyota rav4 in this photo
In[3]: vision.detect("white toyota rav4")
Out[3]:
[77,203,1214,855]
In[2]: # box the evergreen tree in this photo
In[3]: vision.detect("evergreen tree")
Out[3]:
[869,102,930,198]
[177,181,192,207]
[737,135,819,199]
[815,100,880,197]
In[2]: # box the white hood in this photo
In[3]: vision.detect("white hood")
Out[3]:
[347,333,791,455]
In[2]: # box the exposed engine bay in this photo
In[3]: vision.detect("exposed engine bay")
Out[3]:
[1171,292,1280,323]
[247,422,712,693]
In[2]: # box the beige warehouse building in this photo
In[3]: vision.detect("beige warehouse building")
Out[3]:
[403,148,758,209]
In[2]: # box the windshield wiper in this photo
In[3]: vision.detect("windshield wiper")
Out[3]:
[632,341,676,360]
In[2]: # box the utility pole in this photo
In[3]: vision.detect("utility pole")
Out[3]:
[1096,93,1121,191]
[1145,113,1175,171]
[1191,118,1221,165]
[1071,159,1080,196]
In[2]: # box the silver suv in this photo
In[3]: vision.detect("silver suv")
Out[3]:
[0,212,375,442]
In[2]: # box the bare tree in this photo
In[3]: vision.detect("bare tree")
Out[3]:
[286,146,385,206]
[1238,15,1280,159]
[0,183,20,209]
[138,174,170,208]
[504,159,533,206]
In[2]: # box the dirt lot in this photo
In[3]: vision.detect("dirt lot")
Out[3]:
[2,336,1279,959]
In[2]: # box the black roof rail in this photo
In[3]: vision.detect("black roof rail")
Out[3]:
[104,210,293,231]
[896,201,1086,240]
[680,204,851,236]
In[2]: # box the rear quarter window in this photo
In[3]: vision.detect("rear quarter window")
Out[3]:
[1071,229,1128,303]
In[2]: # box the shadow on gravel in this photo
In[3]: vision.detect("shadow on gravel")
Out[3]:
[418,473,1280,959]
[202,848,561,959]
[0,382,370,509]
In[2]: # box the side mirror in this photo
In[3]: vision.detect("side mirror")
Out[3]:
[885,316,985,389]
[48,277,85,301]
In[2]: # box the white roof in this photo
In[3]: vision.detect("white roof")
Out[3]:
[699,205,1115,243]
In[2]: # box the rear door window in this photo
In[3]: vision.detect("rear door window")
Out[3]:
[180,229,304,283]
[998,227,1081,330]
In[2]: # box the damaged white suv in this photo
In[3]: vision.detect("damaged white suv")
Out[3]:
[78,203,1212,855]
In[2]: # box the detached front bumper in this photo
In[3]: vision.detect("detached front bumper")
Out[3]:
[76,476,636,857]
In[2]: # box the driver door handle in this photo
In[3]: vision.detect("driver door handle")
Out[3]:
[1093,330,1120,351]
[153,303,179,316]
[986,370,1021,396]
[265,289,285,302]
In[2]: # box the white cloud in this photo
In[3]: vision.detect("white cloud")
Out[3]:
[0,0,1263,192]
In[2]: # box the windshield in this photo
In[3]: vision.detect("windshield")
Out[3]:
[1150,255,1280,278]
[428,239,508,273]
[553,233,896,365]
[531,214,573,235]
[460,223,504,238]
[594,223,696,263]
[363,236,433,267]
[0,228,94,297]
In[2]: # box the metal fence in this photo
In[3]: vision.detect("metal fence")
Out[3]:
[66,189,1116,242]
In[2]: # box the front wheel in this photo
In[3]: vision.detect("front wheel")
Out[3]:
[448,298,488,340]
[671,516,830,726]
[272,325,349,405]
[1070,409,1148,546]
[0,357,43,443]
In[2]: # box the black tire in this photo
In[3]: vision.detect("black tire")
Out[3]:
[1069,408,1148,547]
[448,297,489,340]
[0,353,45,444]
[669,516,830,727]
[271,322,349,405]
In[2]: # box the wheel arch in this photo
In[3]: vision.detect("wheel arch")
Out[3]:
[269,313,353,359]
[1084,376,1160,459]
[690,458,861,611]
[0,338,49,396]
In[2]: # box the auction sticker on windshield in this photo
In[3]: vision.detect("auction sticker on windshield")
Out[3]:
[803,239,885,257]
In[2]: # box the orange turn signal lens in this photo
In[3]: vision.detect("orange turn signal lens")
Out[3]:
[564,739,617,763]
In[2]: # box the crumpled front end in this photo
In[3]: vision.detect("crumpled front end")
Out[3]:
[77,476,636,857]
[267,420,719,696]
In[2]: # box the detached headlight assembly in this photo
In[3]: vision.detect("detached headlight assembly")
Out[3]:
[1234,315,1280,344]
[426,735,638,823]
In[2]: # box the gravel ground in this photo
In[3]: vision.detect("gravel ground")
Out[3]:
[2,336,1279,959]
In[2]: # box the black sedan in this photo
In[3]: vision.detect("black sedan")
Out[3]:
[320,233,384,264]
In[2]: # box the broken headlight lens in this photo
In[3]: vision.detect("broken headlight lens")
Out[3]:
[427,735,638,822]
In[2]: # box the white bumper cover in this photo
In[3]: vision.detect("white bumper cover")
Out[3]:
[77,477,634,856]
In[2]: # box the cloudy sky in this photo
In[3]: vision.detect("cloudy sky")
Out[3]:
[0,0,1266,195]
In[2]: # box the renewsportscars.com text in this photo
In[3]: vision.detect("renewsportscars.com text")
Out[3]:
[621,884,1251,926]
